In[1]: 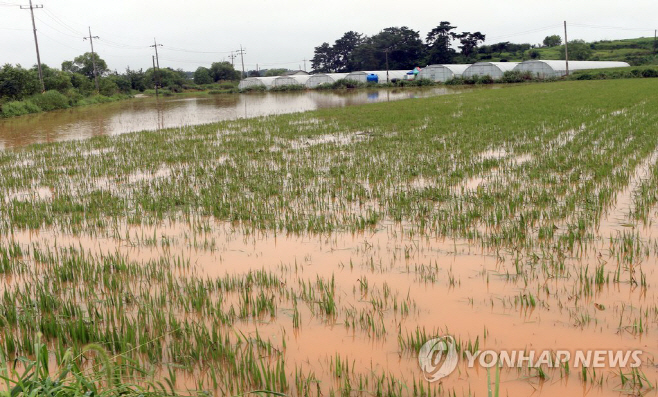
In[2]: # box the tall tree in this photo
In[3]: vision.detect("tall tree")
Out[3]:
[62,53,109,80]
[453,32,486,59]
[367,27,425,70]
[209,62,239,81]
[311,42,334,73]
[559,40,592,60]
[425,22,457,64]
[193,67,213,84]
[331,31,363,72]
[543,35,562,47]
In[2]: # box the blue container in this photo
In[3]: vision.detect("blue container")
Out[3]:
[366,74,379,83]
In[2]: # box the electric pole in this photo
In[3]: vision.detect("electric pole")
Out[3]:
[654,29,657,55]
[150,38,163,96]
[83,27,100,93]
[152,55,159,98]
[236,45,246,80]
[564,21,570,76]
[20,0,45,93]
[229,52,236,67]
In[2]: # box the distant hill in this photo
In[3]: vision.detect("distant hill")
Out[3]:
[476,37,657,66]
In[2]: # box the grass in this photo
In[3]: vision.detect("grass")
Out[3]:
[0,78,658,396]
[484,36,658,65]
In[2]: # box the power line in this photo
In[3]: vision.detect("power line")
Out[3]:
[35,15,81,38]
[165,46,234,54]
[570,23,655,33]
[42,8,85,36]
[486,24,563,41]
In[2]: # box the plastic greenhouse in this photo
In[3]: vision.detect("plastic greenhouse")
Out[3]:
[513,60,631,78]
[418,65,470,82]
[344,70,410,84]
[272,75,311,87]
[462,62,520,79]
[237,77,279,90]
[305,73,349,88]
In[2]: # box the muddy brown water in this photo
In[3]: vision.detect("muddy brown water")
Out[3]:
[1,88,657,396]
[0,88,463,149]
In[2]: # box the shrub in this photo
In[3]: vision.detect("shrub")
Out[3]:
[478,75,495,84]
[641,68,658,78]
[314,83,334,90]
[463,76,480,85]
[331,79,366,89]
[445,77,465,85]
[501,71,534,83]
[269,84,305,92]
[1,101,29,117]
[1,100,41,117]
[240,85,267,93]
[30,90,69,111]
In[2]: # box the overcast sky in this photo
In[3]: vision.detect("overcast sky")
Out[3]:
[0,0,655,73]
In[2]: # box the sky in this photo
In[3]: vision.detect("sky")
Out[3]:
[0,0,655,73]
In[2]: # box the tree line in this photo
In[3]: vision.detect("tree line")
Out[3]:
[310,23,581,73]
[1,54,241,101]
[311,23,487,73]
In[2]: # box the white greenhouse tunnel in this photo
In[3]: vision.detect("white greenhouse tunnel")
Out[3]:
[513,60,631,78]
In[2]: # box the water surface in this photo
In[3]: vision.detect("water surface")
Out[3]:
[0,87,462,149]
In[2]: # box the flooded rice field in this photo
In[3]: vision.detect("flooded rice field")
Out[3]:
[0,87,464,149]
[0,79,657,396]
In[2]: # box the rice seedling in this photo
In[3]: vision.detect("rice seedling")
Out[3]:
[0,79,657,396]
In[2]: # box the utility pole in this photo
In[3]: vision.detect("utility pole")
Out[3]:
[152,55,159,98]
[654,29,657,55]
[229,52,237,67]
[236,45,246,79]
[564,21,570,76]
[20,0,45,92]
[150,38,163,96]
[385,49,390,83]
[83,27,100,93]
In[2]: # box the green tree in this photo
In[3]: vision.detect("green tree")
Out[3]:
[491,42,510,57]
[209,62,239,81]
[193,67,213,84]
[452,32,486,59]
[560,40,593,60]
[39,64,72,92]
[125,68,146,91]
[331,31,363,72]
[425,22,457,64]
[62,53,109,80]
[0,64,40,100]
[311,42,334,73]
[264,68,288,77]
[371,27,425,70]
[543,35,562,47]
[146,67,187,92]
